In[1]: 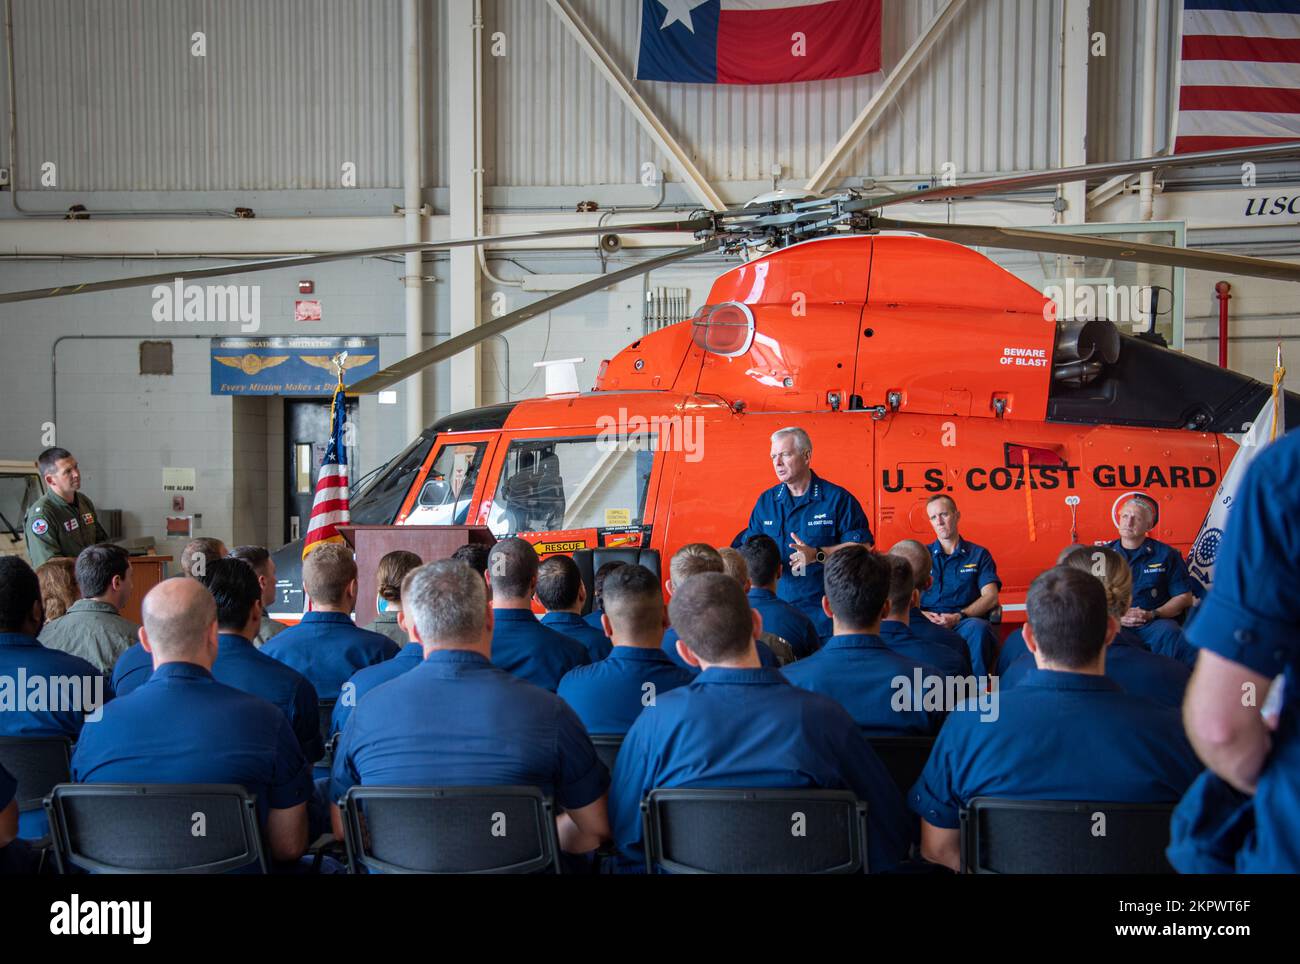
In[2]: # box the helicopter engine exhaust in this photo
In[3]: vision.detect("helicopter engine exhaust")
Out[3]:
[1052,318,1121,386]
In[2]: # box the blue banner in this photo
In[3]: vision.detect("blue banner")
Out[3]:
[210,336,380,395]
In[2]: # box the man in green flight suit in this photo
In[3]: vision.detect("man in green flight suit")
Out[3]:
[24,447,109,568]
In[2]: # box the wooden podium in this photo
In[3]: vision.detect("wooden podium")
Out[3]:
[122,555,173,624]
[338,525,496,626]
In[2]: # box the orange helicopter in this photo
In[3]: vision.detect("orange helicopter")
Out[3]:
[5,143,1299,625]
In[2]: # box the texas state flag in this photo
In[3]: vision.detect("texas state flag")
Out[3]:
[636,0,882,85]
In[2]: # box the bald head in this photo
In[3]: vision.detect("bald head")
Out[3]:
[141,577,218,666]
[888,539,932,591]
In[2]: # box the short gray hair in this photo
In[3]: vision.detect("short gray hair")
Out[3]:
[405,560,487,646]
[771,426,812,457]
[1120,496,1156,528]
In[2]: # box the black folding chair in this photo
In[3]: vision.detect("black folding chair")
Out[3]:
[642,788,868,874]
[0,736,71,830]
[867,735,935,795]
[44,783,269,874]
[572,548,661,615]
[317,698,337,768]
[960,797,1177,874]
[590,734,624,773]
[339,786,562,874]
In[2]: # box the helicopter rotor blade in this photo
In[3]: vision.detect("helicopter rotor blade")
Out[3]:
[348,239,722,395]
[875,217,1300,284]
[0,217,715,305]
[858,140,1300,209]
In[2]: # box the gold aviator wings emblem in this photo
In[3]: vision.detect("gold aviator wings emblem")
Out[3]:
[300,354,376,371]
[215,354,290,376]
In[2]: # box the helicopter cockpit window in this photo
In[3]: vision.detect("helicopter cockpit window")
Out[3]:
[403,442,487,527]
[488,437,654,537]
[349,435,435,525]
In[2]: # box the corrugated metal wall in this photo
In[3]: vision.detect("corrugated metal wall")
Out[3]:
[1087,0,1179,163]
[6,0,403,191]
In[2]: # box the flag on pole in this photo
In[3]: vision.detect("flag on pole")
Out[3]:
[1188,346,1286,592]
[302,355,351,559]
[636,0,882,85]
[1173,1,1300,153]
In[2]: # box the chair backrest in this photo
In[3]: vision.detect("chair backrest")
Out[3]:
[317,698,337,766]
[642,788,868,874]
[572,548,662,615]
[45,783,268,874]
[340,786,561,874]
[0,736,71,814]
[589,734,624,773]
[961,797,1177,874]
[867,735,935,796]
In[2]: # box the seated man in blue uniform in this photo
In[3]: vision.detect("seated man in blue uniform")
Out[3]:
[536,554,612,662]
[730,426,873,638]
[329,559,611,855]
[887,539,971,666]
[1175,429,1300,872]
[660,544,780,671]
[332,569,426,737]
[71,577,313,865]
[783,546,942,735]
[486,538,588,691]
[611,572,911,873]
[910,565,1202,872]
[1107,495,1199,667]
[262,542,398,700]
[1000,548,1189,709]
[994,543,1086,674]
[917,495,1002,679]
[0,556,108,840]
[557,563,693,735]
[197,559,323,761]
[583,560,627,635]
[738,534,820,659]
[878,556,969,679]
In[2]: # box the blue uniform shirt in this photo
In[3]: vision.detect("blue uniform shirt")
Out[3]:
[71,662,313,828]
[330,649,609,810]
[1000,629,1190,709]
[747,587,821,659]
[111,641,151,697]
[261,611,399,700]
[909,668,1202,829]
[210,633,323,761]
[879,620,970,679]
[996,627,1028,675]
[907,607,970,662]
[331,642,425,736]
[491,608,590,692]
[582,610,607,634]
[1185,430,1300,871]
[557,645,695,735]
[541,611,613,663]
[661,626,780,673]
[1108,537,1196,611]
[781,633,942,735]
[732,471,873,635]
[920,539,1000,614]
[610,666,911,872]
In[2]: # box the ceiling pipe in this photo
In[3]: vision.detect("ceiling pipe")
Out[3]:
[401,0,425,440]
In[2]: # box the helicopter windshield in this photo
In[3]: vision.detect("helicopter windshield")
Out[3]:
[349,434,435,525]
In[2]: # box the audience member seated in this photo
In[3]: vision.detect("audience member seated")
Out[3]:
[486,538,589,691]
[909,566,1203,872]
[995,544,1086,674]
[782,547,942,735]
[660,544,780,672]
[329,560,610,856]
[230,545,289,647]
[262,544,398,700]
[610,572,911,873]
[71,578,311,866]
[0,556,108,839]
[718,547,794,665]
[557,564,693,735]
[0,762,37,875]
[878,556,970,679]
[1000,548,1190,709]
[362,550,422,646]
[38,545,137,674]
[332,570,426,737]
[450,542,490,579]
[537,555,612,662]
[738,534,820,659]
[887,539,970,664]
[35,557,79,621]
[584,560,627,634]
[178,536,227,579]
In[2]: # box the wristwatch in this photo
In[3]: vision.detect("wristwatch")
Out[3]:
[815,549,826,564]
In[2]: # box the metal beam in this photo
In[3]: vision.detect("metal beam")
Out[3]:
[804,0,967,195]
[1057,0,1090,225]
[545,0,725,211]
[448,0,481,414]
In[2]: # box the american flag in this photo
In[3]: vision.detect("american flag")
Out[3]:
[1175,1,1300,153]
[302,361,350,558]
